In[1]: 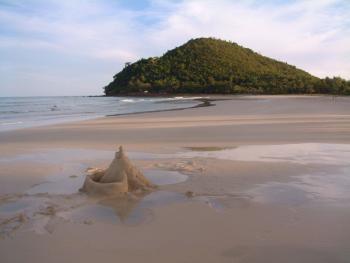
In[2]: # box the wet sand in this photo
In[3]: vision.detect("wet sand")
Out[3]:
[0,95,350,262]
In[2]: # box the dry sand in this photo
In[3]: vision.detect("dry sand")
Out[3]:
[0,95,350,263]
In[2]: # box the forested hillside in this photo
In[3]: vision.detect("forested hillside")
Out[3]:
[104,38,350,95]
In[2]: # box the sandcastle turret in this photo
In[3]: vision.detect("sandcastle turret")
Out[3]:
[80,146,154,196]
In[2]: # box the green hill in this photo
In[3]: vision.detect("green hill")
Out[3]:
[104,37,349,95]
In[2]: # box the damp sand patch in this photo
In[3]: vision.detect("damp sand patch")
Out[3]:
[0,194,84,237]
[3,143,350,167]
[247,167,350,206]
[0,189,224,236]
[180,143,350,209]
[61,191,187,225]
[0,148,167,166]
[27,175,85,195]
[180,143,350,165]
[184,146,236,152]
[144,169,188,185]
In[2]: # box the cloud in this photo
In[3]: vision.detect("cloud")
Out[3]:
[148,0,350,78]
[0,0,349,96]
[0,1,142,58]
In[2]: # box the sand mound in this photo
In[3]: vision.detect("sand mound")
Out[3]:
[80,146,154,196]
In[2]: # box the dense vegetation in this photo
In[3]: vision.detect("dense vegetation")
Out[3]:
[104,38,350,95]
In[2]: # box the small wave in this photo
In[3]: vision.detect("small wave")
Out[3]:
[0,110,32,114]
[168,96,208,101]
[1,121,23,126]
[121,99,135,103]
[182,96,209,100]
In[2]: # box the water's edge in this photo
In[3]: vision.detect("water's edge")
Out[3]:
[0,96,211,132]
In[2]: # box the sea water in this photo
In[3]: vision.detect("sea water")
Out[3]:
[0,96,201,131]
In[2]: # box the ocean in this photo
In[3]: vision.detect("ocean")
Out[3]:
[0,96,202,132]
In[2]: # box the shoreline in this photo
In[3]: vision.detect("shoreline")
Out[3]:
[0,96,211,133]
[1,94,345,134]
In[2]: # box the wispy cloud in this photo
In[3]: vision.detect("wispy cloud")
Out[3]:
[0,0,349,96]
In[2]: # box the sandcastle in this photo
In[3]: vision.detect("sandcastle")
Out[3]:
[80,146,154,196]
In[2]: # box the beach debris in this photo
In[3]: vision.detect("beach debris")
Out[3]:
[50,105,58,111]
[185,191,195,198]
[0,213,27,237]
[36,205,57,216]
[80,146,155,196]
[172,160,205,174]
[83,219,94,225]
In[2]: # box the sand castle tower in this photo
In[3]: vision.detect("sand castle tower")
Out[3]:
[80,146,154,196]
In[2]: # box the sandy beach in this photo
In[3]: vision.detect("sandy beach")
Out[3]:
[1,95,350,263]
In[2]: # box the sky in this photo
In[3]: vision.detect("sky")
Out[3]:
[0,0,349,96]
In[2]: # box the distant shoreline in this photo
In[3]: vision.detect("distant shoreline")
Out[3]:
[103,93,349,98]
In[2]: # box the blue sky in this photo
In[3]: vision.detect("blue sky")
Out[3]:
[0,0,349,96]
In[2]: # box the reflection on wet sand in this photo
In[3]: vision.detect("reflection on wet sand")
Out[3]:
[248,167,350,206]
[0,191,185,237]
[181,143,350,165]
